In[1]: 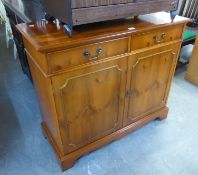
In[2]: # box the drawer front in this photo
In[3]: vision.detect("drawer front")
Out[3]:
[131,25,183,50]
[47,37,128,73]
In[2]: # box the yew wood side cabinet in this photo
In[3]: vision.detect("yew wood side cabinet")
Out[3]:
[16,12,189,171]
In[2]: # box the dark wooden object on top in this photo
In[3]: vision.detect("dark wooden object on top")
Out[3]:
[2,0,44,81]
[42,0,179,36]
[17,12,189,171]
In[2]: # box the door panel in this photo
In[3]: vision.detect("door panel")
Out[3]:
[52,57,127,154]
[124,44,180,125]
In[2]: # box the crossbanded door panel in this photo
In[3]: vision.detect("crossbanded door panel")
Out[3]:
[124,44,180,126]
[52,57,127,154]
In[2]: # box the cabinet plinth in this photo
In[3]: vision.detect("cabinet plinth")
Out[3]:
[16,12,189,171]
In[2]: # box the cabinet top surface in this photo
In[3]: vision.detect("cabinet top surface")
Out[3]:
[16,12,189,52]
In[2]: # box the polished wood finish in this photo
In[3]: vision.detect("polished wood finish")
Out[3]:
[17,12,189,171]
[124,43,180,125]
[185,37,198,85]
[51,56,127,154]
[17,12,188,52]
[42,106,169,170]
[47,37,128,74]
[26,51,64,153]
[131,25,183,50]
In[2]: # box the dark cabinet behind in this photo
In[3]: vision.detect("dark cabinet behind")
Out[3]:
[2,0,44,81]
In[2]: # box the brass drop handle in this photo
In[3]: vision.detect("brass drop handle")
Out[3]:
[153,33,167,43]
[83,48,103,61]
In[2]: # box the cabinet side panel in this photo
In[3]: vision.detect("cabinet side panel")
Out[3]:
[26,51,64,154]
[23,39,49,75]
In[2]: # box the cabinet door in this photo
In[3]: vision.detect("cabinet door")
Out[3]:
[52,57,127,154]
[124,43,180,125]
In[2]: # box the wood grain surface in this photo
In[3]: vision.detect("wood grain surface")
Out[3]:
[16,12,189,52]
[17,12,189,171]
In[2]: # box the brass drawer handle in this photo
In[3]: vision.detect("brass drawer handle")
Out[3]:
[153,33,167,43]
[83,48,103,61]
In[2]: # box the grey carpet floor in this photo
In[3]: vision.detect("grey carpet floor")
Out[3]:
[0,24,198,175]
